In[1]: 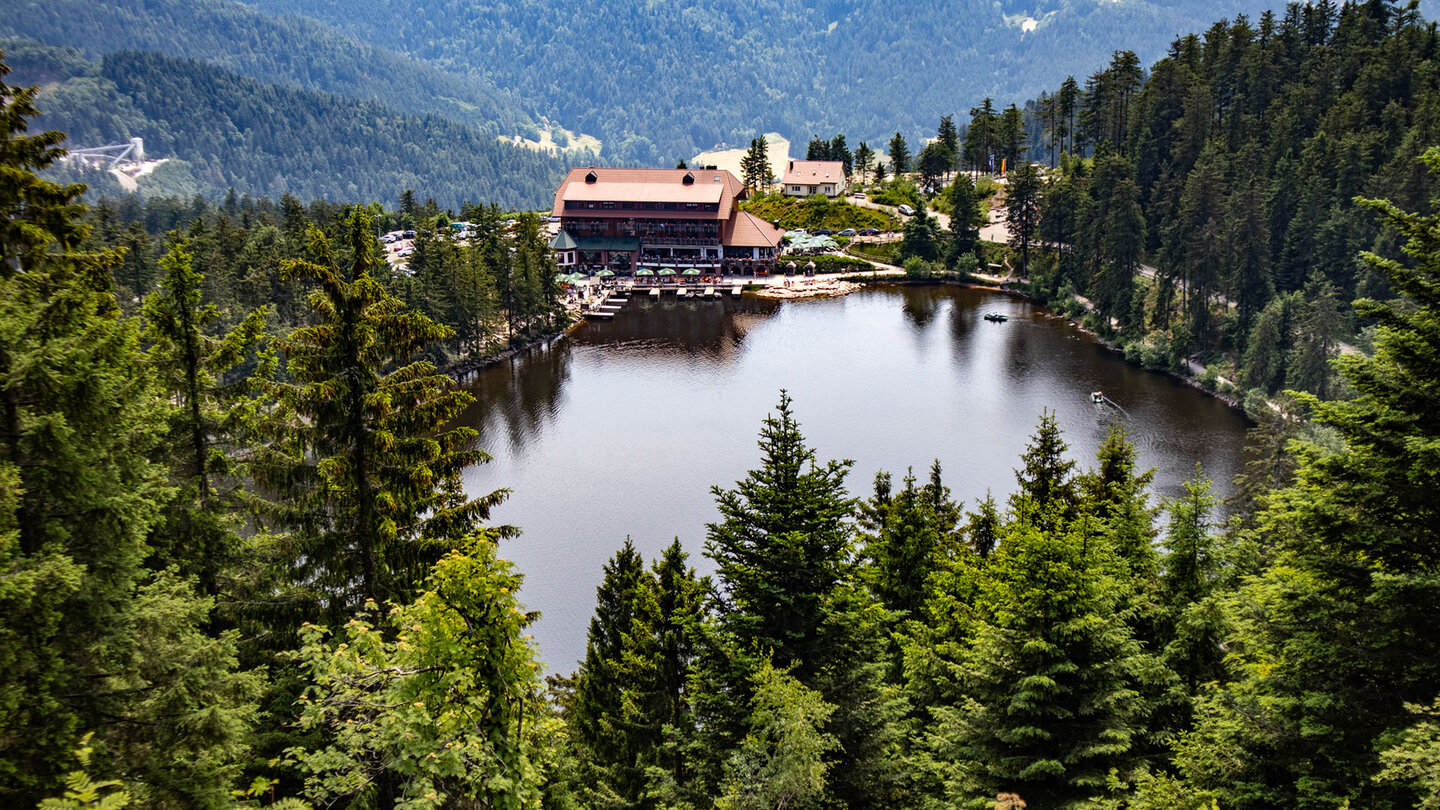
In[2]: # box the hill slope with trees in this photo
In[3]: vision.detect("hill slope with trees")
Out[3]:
[0,0,546,138]
[250,0,1306,163]
[7,43,570,208]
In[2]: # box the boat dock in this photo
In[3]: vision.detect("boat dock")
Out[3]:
[581,281,742,320]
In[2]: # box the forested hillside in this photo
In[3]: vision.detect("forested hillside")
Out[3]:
[250,0,1298,163]
[7,44,571,208]
[914,0,1440,412]
[0,0,544,137]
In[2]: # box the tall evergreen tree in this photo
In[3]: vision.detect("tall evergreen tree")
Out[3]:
[1006,162,1044,279]
[1179,147,1440,809]
[705,391,855,679]
[255,206,506,621]
[888,133,911,175]
[0,58,260,808]
[141,234,271,595]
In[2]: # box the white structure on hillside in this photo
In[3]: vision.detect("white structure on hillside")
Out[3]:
[781,160,847,198]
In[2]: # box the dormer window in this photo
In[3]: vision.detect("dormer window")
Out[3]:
[682,172,695,185]
[585,170,598,183]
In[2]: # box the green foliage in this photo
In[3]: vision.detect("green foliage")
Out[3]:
[141,233,272,594]
[287,534,544,810]
[15,45,567,208]
[1377,697,1440,808]
[37,736,131,810]
[741,193,895,232]
[254,207,505,620]
[1176,146,1440,809]
[0,56,261,809]
[715,662,837,810]
[706,391,856,679]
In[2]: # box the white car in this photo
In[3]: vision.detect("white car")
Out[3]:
[898,203,915,216]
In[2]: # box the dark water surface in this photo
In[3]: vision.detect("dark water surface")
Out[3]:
[457,286,1251,672]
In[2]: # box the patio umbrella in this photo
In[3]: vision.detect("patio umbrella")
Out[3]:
[681,268,702,276]
[658,268,676,276]
[636,268,655,277]
[597,269,615,278]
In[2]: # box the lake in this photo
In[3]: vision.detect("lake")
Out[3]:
[456,285,1251,672]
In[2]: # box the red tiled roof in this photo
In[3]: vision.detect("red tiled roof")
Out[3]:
[723,211,784,248]
[552,167,744,218]
[781,160,845,186]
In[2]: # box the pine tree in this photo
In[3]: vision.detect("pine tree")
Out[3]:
[936,114,960,171]
[888,133,911,175]
[255,206,506,621]
[1179,147,1440,809]
[0,58,261,808]
[1010,409,1077,530]
[1006,163,1043,277]
[705,391,855,679]
[852,142,873,185]
[945,519,1153,808]
[141,233,271,595]
[741,136,772,192]
[570,539,651,807]
[858,466,962,620]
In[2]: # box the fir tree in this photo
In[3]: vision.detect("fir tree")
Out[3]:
[888,133,911,175]
[255,206,506,621]
[141,233,271,595]
[0,57,261,808]
[705,391,855,679]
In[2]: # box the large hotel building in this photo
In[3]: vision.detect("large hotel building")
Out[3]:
[549,167,784,276]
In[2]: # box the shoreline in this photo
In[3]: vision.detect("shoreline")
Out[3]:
[446,278,1251,419]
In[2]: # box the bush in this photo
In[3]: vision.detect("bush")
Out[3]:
[782,254,875,274]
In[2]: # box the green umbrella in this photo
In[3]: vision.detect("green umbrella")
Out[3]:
[636,268,655,276]
[658,268,676,276]
[681,268,702,276]
[597,269,615,278]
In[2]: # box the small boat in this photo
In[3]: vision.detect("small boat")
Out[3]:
[984,312,1009,322]
[1091,391,1105,404]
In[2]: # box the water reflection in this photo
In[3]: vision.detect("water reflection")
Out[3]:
[458,285,1251,672]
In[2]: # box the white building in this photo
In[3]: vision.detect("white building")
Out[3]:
[780,160,847,198]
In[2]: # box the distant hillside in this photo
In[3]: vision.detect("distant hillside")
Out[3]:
[9,44,570,208]
[0,0,548,139]
[249,0,1301,162]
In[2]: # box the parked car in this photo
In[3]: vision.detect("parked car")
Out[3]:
[851,191,867,199]
[897,204,915,216]
[858,228,879,236]
[402,229,416,238]
[380,234,396,243]
[813,228,833,236]
[838,228,857,236]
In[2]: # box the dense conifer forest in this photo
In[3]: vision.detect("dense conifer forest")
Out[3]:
[4,42,572,208]
[5,1,1440,808]
[0,0,542,137]
[248,0,1302,164]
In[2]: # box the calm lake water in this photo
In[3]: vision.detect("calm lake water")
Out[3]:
[457,285,1251,672]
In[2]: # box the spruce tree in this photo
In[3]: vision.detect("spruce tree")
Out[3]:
[1179,147,1440,809]
[705,391,855,678]
[1009,409,1078,530]
[947,518,1154,808]
[141,233,271,595]
[1006,163,1043,277]
[0,57,260,808]
[255,206,505,621]
[888,133,911,175]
